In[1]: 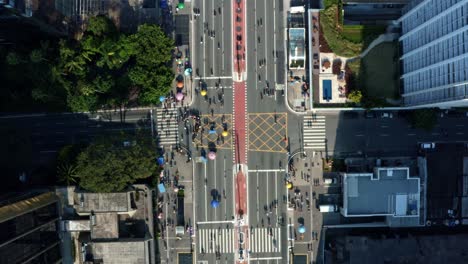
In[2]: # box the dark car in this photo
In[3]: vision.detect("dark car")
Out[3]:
[364,111,376,118]
[343,111,358,119]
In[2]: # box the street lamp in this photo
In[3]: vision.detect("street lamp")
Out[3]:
[285,149,307,180]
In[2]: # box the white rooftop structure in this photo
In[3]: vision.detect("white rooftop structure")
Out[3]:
[342,167,421,226]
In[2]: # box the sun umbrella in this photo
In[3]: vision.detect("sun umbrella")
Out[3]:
[177,81,184,88]
[222,130,229,137]
[184,68,192,76]
[211,199,220,208]
[159,96,166,102]
[298,225,306,234]
[176,92,184,101]
[208,151,216,160]
[157,157,165,166]
[286,182,293,189]
[200,89,207,96]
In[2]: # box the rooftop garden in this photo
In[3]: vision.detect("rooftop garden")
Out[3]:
[320,0,387,57]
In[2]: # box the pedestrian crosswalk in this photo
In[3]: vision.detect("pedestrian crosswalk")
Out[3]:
[303,115,326,150]
[155,108,179,146]
[249,227,281,253]
[198,228,235,254]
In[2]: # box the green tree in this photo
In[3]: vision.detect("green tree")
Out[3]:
[409,108,437,131]
[75,132,156,192]
[129,24,174,104]
[347,90,362,104]
[6,52,22,65]
[56,145,82,185]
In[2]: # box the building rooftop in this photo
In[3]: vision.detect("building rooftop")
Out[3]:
[325,228,468,264]
[90,240,149,264]
[91,213,119,240]
[425,143,467,220]
[74,191,132,214]
[342,167,420,217]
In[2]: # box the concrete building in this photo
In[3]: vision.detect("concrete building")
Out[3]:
[57,185,155,264]
[341,167,422,227]
[0,192,62,264]
[399,0,468,107]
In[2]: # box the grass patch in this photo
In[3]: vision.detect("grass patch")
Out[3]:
[342,25,386,44]
[320,4,385,57]
[359,41,399,99]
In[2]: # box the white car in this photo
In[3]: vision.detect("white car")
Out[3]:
[323,178,337,185]
[421,143,435,149]
[381,112,393,118]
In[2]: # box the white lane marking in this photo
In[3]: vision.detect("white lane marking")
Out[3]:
[55,131,64,134]
[248,169,286,172]
[457,132,464,135]
[224,156,227,219]
[254,0,258,90]
[196,220,235,224]
[355,134,364,137]
[431,133,440,135]
[194,76,232,80]
[407,133,416,136]
[202,0,206,76]
[275,171,278,220]
[256,171,260,221]
[212,0,215,76]
[380,134,389,136]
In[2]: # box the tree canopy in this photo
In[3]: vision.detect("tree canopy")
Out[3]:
[54,16,174,111]
[0,16,174,112]
[74,132,157,192]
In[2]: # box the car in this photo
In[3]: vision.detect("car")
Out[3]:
[343,111,358,119]
[319,204,338,212]
[323,178,337,185]
[421,143,435,149]
[381,112,393,118]
[365,111,376,118]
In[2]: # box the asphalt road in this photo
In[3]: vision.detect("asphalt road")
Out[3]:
[245,0,289,262]
[324,112,468,158]
[192,0,232,79]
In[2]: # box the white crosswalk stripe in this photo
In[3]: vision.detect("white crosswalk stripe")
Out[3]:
[249,227,281,253]
[198,228,235,254]
[155,108,179,146]
[303,115,326,150]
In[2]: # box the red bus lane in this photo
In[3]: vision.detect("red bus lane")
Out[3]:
[232,0,248,262]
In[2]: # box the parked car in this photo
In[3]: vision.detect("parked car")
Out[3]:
[323,178,337,185]
[343,111,358,119]
[365,111,376,118]
[420,143,435,149]
[381,112,393,118]
[319,204,338,213]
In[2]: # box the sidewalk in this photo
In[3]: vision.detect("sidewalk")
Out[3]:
[286,150,324,262]
[156,147,194,263]
[170,1,194,107]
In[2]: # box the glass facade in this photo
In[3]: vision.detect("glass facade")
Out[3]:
[400,0,468,106]
[0,196,61,264]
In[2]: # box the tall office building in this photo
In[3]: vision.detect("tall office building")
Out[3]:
[399,0,468,107]
[0,192,62,264]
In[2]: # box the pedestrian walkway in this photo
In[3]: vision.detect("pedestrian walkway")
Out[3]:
[303,115,326,150]
[249,227,281,253]
[156,108,179,146]
[198,228,235,254]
